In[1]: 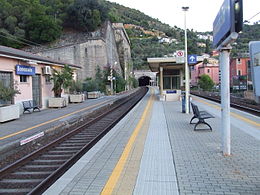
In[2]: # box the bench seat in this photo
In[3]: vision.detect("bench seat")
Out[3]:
[22,100,40,114]
[190,102,214,131]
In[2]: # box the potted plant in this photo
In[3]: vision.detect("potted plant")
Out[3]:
[48,65,73,108]
[0,81,21,122]
[69,80,84,103]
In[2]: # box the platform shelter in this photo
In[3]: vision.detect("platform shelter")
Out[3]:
[147,56,203,101]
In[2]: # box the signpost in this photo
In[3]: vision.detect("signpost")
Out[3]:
[176,50,185,63]
[213,0,243,156]
[188,55,197,64]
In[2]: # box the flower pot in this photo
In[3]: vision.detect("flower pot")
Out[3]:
[0,104,20,122]
[48,97,67,108]
[69,94,84,103]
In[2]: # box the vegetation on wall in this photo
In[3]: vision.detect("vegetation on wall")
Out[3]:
[83,66,128,94]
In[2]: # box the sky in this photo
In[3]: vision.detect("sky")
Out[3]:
[107,0,260,32]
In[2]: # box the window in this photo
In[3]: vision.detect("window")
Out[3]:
[237,70,241,76]
[163,77,171,89]
[172,76,180,89]
[45,75,51,84]
[0,71,12,87]
[20,75,28,82]
[163,76,180,89]
[207,69,210,73]
[237,58,241,64]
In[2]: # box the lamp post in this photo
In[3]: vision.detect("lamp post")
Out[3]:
[182,6,190,114]
[110,63,113,95]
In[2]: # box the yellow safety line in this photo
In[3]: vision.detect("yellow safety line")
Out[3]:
[0,99,112,140]
[194,97,260,127]
[101,89,154,195]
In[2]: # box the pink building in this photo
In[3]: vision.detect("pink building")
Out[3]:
[230,57,250,90]
[191,58,219,87]
[0,46,80,112]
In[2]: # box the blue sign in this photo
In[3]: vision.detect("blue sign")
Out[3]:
[16,65,35,75]
[188,55,197,64]
[213,0,232,48]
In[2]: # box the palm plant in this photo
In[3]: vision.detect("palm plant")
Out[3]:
[51,65,73,97]
[0,81,20,105]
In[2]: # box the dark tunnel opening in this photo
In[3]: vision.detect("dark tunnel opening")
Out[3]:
[138,76,151,86]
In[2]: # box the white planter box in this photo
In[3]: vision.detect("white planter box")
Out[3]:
[0,104,20,122]
[69,94,84,103]
[87,91,100,99]
[48,97,67,108]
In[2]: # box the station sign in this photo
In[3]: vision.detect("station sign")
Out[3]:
[16,65,35,76]
[213,0,243,48]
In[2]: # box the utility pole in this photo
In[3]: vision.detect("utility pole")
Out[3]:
[110,63,113,95]
[220,46,232,155]
[182,6,190,113]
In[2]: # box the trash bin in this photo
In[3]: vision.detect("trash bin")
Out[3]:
[181,93,191,113]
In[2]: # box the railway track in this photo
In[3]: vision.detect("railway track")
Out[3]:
[191,91,260,117]
[0,87,148,195]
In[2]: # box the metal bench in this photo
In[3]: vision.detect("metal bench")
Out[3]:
[190,102,214,131]
[22,100,40,114]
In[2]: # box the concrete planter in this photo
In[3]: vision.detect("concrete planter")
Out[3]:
[48,97,67,108]
[87,91,101,99]
[69,94,84,103]
[0,104,20,122]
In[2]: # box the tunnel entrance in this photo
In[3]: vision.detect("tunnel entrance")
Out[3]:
[138,76,151,86]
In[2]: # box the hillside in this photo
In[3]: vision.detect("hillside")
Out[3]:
[0,0,259,69]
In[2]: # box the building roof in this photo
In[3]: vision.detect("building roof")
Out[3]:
[147,56,204,72]
[0,46,81,69]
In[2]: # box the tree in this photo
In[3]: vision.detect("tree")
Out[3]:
[26,1,62,43]
[67,0,108,32]
[198,74,214,91]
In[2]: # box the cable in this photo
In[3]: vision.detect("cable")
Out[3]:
[0,34,34,47]
[0,31,42,47]
[0,31,42,46]
[245,11,260,22]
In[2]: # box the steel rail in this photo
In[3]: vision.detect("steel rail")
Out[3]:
[0,87,148,195]
[191,92,260,117]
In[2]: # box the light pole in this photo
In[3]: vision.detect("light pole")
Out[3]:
[182,6,190,114]
[110,63,114,95]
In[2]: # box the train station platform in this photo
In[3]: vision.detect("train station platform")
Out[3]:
[43,87,260,195]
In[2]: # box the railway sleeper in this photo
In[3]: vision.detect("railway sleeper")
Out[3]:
[46,150,77,155]
[39,154,73,160]
[59,142,86,147]
[76,132,98,136]
[0,188,31,194]
[29,159,66,165]
[0,178,42,188]
[68,137,95,141]
[63,140,93,144]
[54,146,83,150]
[20,164,60,172]
[4,171,52,179]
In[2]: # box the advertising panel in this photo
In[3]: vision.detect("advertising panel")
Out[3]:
[249,41,260,101]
